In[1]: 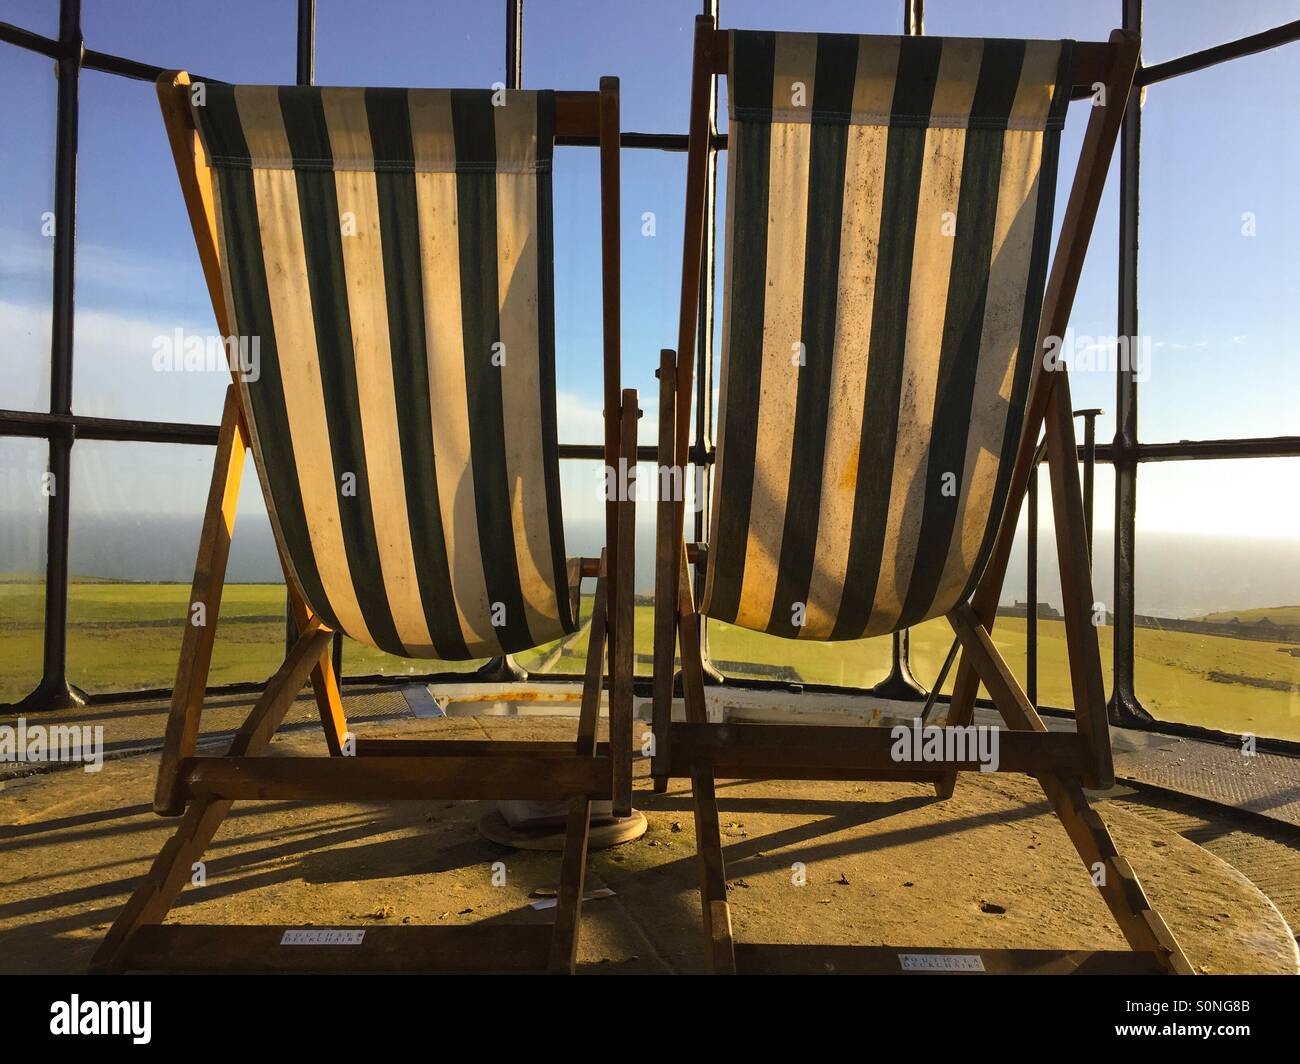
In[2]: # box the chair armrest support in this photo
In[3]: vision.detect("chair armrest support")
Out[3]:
[611,388,640,817]
[651,350,679,781]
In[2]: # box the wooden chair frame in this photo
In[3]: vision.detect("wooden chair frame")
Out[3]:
[652,15,1194,975]
[91,74,634,975]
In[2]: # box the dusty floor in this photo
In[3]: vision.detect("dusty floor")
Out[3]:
[1,713,1296,974]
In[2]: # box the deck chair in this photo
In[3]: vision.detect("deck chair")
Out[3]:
[91,73,634,975]
[652,16,1194,975]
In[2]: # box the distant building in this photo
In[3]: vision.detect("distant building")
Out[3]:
[1000,601,1064,620]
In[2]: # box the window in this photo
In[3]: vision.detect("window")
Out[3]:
[0,437,48,702]
[2,0,1296,754]
[1143,0,1298,65]
[1134,458,1300,741]
[73,71,225,424]
[67,442,285,693]
[316,0,502,87]
[1139,51,1300,442]
[0,43,56,412]
[526,0,699,132]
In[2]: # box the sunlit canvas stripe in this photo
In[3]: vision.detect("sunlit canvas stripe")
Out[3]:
[450,91,534,652]
[829,35,943,642]
[896,39,1025,629]
[928,42,1060,615]
[195,85,334,629]
[277,86,405,654]
[321,87,433,655]
[494,95,569,643]
[366,88,469,660]
[532,94,571,634]
[235,86,375,646]
[704,31,1072,641]
[930,127,1044,611]
[800,38,899,640]
[733,32,816,633]
[702,30,776,622]
[960,41,1073,605]
[866,45,978,635]
[408,89,497,653]
[767,33,857,640]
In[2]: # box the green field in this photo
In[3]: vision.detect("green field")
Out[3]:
[2,578,1296,741]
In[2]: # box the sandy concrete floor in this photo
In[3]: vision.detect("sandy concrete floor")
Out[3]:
[1,714,1295,974]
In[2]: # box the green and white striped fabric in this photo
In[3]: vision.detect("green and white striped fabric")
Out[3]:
[192,85,573,659]
[702,31,1074,641]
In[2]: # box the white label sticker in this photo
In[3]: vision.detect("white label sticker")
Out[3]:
[898,952,985,972]
[280,929,366,946]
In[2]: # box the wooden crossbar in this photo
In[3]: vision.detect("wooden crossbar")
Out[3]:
[182,755,614,802]
[659,722,1091,778]
[352,738,613,757]
[118,924,554,974]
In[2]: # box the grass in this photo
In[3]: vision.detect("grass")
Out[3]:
[1,579,1296,741]
[1201,605,1300,626]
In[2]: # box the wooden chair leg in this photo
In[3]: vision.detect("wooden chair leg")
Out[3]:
[547,797,594,974]
[609,391,639,817]
[677,558,709,726]
[934,655,979,799]
[307,650,350,757]
[948,604,1192,973]
[154,385,246,816]
[89,796,233,973]
[1039,772,1195,974]
[651,349,678,784]
[691,765,736,973]
[91,623,332,973]
[289,593,349,756]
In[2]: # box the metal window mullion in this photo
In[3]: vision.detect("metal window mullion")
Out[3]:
[1139,17,1300,86]
[20,0,84,712]
[507,0,522,90]
[1111,0,1149,725]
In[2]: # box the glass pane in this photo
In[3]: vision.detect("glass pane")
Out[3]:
[68,441,286,694]
[922,0,1121,38]
[1144,0,1298,66]
[1134,458,1300,741]
[624,150,685,446]
[0,437,49,702]
[553,145,605,447]
[73,71,225,424]
[553,148,680,449]
[722,0,901,35]
[3,2,58,37]
[708,622,893,689]
[525,0,699,132]
[866,2,1122,442]
[82,0,295,80]
[913,461,1117,712]
[0,42,56,411]
[340,637,485,680]
[316,0,503,87]
[551,458,665,677]
[1139,51,1300,442]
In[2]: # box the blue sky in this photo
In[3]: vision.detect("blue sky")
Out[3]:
[1,0,1298,544]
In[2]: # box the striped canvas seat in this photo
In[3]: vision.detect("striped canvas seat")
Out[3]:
[702,31,1074,641]
[193,85,573,659]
